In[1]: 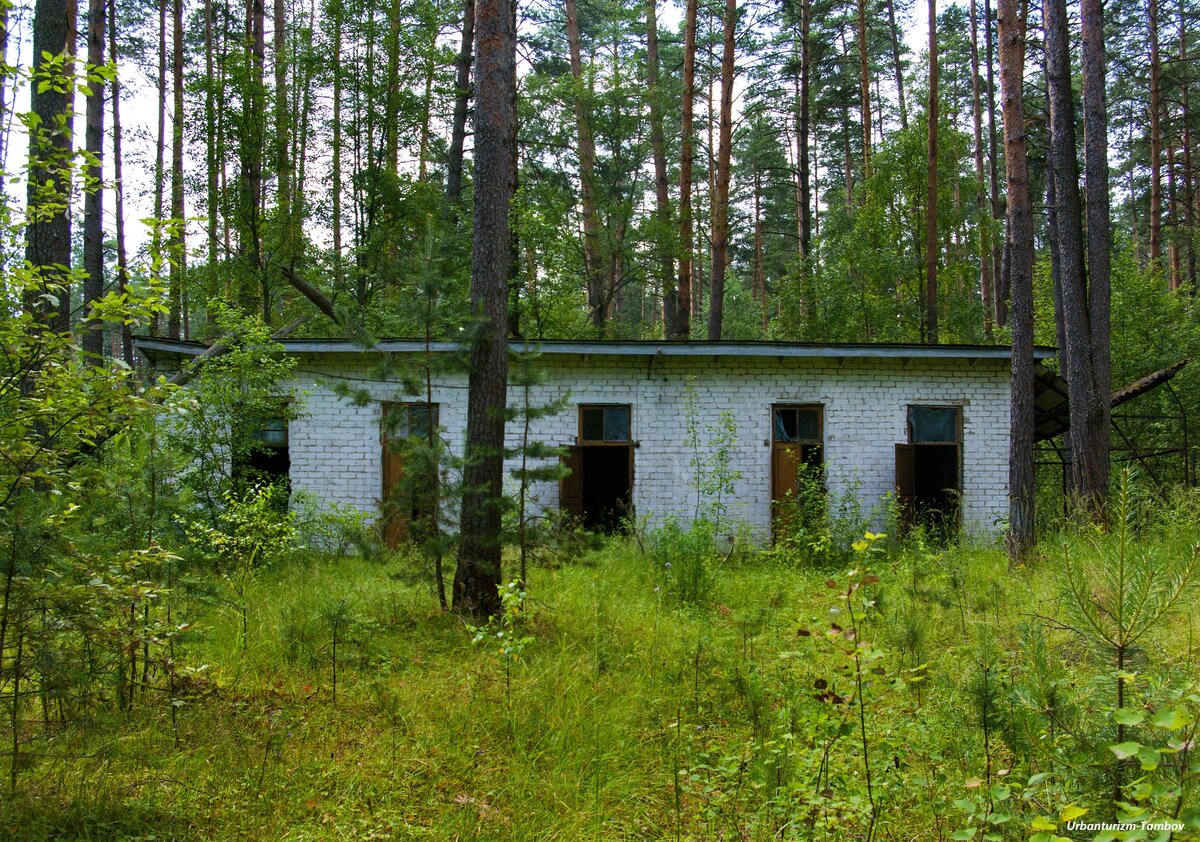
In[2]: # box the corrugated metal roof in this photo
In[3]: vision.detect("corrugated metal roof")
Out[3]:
[134,336,1056,362]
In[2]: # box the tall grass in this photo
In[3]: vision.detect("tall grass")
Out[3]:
[5,494,1200,839]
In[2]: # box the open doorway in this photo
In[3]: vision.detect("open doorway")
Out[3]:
[770,405,825,538]
[381,402,438,549]
[895,405,961,534]
[560,405,633,532]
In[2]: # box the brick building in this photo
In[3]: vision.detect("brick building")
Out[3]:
[137,339,1054,543]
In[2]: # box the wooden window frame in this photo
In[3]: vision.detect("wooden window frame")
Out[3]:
[577,403,632,446]
[771,403,824,448]
[906,404,962,445]
[381,402,440,443]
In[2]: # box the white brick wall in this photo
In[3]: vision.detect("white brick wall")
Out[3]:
[284,352,1012,541]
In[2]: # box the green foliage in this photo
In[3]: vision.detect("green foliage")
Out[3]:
[165,307,300,522]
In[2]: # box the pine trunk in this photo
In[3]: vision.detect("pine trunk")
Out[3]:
[82,0,105,358]
[799,0,812,259]
[985,0,1005,326]
[925,0,939,343]
[647,0,680,338]
[153,0,167,335]
[331,0,344,289]
[1148,0,1163,272]
[274,0,291,255]
[1182,0,1197,290]
[886,0,907,130]
[446,0,475,211]
[454,0,515,619]
[999,0,1034,557]
[857,0,872,177]
[565,0,607,332]
[168,0,186,339]
[707,0,735,340]
[969,0,993,338]
[108,0,132,365]
[677,0,697,336]
[1047,0,1105,514]
[1080,0,1111,513]
[25,0,76,333]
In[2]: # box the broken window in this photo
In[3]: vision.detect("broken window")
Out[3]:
[896,405,962,535]
[771,405,824,538]
[233,413,291,495]
[381,402,439,549]
[561,405,633,532]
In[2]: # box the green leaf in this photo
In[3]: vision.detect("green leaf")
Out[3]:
[1150,706,1191,730]
[1060,804,1088,822]
[1031,816,1057,831]
[1114,707,1145,726]
[1111,741,1142,760]
[1137,744,1161,770]
[949,830,977,840]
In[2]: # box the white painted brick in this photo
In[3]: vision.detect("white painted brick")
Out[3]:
[283,355,1012,541]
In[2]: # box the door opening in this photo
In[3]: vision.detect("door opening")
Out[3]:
[560,405,634,533]
[770,405,825,538]
[381,402,438,549]
[895,405,961,534]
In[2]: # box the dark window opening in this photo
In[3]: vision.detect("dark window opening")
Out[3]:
[561,405,634,534]
[234,416,290,497]
[897,405,962,535]
[382,402,440,549]
[771,405,825,538]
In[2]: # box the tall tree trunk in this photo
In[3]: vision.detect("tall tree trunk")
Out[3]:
[274,0,291,254]
[25,0,76,333]
[168,0,186,339]
[205,0,220,326]
[754,171,768,333]
[857,0,872,176]
[677,0,697,336]
[969,0,993,338]
[799,0,812,259]
[152,0,167,334]
[1080,0,1111,513]
[82,0,105,359]
[1148,0,1164,273]
[417,25,436,183]
[1169,144,1182,289]
[1182,0,1197,290]
[925,0,939,343]
[454,0,515,619]
[886,0,907,130]
[331,0,344,290]
[999,0,1034,557]
[243,0,267,317]
[707,0,735,340]
[446,0,475,211]
[1048,0,1106,514]
[384,0,401,175]
[985,0,1005,326]
[0,0,9,167]
[565,0,606,332]
[108,0,132,365]
[647,0,680,338]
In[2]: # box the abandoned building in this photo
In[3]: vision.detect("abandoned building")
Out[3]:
[136,338,1060,544]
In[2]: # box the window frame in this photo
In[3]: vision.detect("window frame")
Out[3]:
[577,403,633,446]
[906,404,962,445]
[381,402,440,443]
[771,403,824,447]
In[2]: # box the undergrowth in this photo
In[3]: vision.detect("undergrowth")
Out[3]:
[5,483,1200,840]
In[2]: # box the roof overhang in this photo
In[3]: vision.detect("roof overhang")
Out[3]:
[134,336,1057,364]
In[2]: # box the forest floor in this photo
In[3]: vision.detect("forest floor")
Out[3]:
[3,526,1199,841]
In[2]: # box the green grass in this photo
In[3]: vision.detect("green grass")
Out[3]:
[4,526,1200,840]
